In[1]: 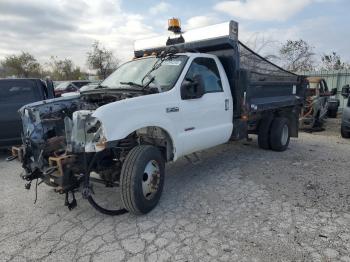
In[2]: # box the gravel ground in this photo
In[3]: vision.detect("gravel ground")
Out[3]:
[0,119,350,262]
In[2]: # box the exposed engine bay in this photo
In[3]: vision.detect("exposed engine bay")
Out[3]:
[10,52,185,214]
[17,90,146,213]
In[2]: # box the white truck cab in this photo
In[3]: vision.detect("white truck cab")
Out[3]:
[93,52,233,160]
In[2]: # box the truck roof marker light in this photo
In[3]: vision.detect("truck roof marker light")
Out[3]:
[134,20,238,52]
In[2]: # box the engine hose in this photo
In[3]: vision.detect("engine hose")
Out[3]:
[82,152,128,216]
[87,196,128,216]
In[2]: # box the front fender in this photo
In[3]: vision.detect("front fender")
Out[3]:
[92,93,180,157]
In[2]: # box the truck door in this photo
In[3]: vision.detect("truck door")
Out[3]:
[178,57,233,156]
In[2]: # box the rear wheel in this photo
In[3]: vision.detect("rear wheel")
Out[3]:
[341,125,350,138]
[120,145,165,215]
[258,118,273,150]
[269,117,290,152]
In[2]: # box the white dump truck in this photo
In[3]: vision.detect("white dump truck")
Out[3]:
[13,19,306,215]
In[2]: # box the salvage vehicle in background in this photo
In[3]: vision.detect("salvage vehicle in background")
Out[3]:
[12,19,307,215]
[79,81,102,92]
[341,85,350,138]
[54,80,91,97]
[0,78,54,148]
[59,81,103,98]
[299,77,338,129]
[328,97,340,118]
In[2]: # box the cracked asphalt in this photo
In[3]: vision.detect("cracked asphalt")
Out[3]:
[1,119,350,262]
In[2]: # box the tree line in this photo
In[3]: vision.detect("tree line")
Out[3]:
[277,39,350,72]
[0,41,119,80]
[0,39,349,80]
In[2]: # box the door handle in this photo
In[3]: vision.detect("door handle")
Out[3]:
[225,99,229,111]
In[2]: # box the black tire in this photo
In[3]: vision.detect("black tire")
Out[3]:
[258,118,273,150]
[327,110,337,118]
[269,117,290,152]
[120,145,165,215]
[341,125,350,138]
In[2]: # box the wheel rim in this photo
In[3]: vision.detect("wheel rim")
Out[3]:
[281,124,289,145]
[142,160,161,200]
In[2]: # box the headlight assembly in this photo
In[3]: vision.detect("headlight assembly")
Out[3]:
[70,111,108,153]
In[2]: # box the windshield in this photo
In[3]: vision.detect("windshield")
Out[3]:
[55,82,70,90]
[101,55,187,91]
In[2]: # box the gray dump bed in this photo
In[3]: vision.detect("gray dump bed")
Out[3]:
[238,42,305,116]
[134,21,306,118]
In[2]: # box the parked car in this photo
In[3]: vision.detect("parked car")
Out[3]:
[54,80,91,97]
[341,85,350,138]
[79,81,102,92]
[59,81,103,97]
[299,77,338,129]
[14,19,307,215]
[0,78,54,148]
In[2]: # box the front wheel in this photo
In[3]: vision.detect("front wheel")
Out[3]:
[120,145,165,215]
[269,117,290,152]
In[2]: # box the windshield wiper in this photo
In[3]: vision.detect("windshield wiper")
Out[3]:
[119,81,143,88]
[140,54,177,89]
[94,84,109,89]
[142,76,155,90]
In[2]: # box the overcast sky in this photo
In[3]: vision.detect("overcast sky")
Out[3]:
[0,0,349,70]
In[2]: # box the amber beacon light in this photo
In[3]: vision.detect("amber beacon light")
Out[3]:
[168,18,181,33]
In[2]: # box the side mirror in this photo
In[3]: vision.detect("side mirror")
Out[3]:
[180,75,205,100]
[331,88,337,96]
[342,85,350,98]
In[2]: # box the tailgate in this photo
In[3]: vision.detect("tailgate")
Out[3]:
[246,80,306,113]
[0,79,41,140]
[0,102,22,139]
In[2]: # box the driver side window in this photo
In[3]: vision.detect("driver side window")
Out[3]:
[184,57,223,93]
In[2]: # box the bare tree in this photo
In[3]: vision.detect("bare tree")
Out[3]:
[1,51,41,77]
[279,39,315,72]
[86,41,119,79]
[243,33,279,61]
[48,56,84,80]
[320,52,350,71]
[0,64,6,78]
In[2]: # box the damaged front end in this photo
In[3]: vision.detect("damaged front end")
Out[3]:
[16,93,136,213]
